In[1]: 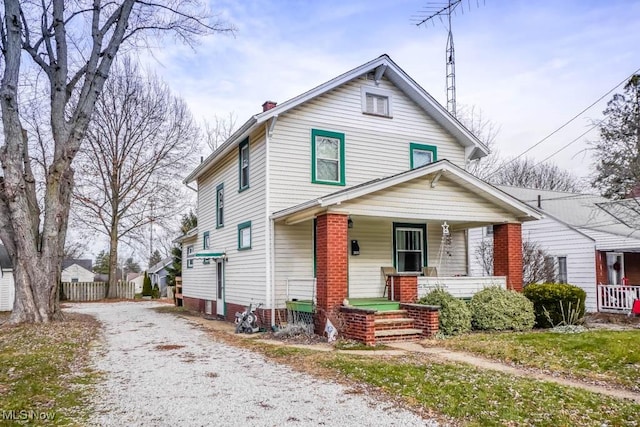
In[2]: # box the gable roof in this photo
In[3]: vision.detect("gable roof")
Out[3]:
[272,160,542,224]
[184,54,489,184]
[62,258,92,271]
[149,257,173,274]
[498,186,640,249]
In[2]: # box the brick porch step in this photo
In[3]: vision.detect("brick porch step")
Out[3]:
[374,328,424,343]
[374,318,415,331]
[374,309,409,320]
[375,328,423,337]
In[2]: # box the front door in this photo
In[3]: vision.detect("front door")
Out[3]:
[216,260,225,316]
[607,252,624,285]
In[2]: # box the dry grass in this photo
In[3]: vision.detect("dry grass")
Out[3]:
[0,312,101,425]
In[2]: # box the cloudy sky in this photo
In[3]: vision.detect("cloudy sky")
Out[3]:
[148,0,640,180]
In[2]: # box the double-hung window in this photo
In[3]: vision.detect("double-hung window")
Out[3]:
[557,256,568,284]
[311,129,345,186]
[238,221,251,250]
[410,143,437,169]
[393,223,426,273]
[360,86,393,117]
[239,138,249,191]
[216,184,224,228]
[186,245,194,269]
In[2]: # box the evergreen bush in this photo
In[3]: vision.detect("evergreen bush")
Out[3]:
[142,272,152,297]
[470,286,535,331]
[418,288,471,336]
[151,283,160,299]
[523,283,586,328]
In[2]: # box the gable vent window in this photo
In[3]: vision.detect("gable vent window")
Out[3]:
[361,86,393,118]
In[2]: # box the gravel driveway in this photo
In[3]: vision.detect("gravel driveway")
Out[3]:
[69,302,435,426]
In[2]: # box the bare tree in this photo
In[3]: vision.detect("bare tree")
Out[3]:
[204,112,237,151]
[475,237,556,285]
[457,105,502,180]
[489,157,585,192]
[63,241,87,260]
[73,58,199,297]
[0,1,233,323]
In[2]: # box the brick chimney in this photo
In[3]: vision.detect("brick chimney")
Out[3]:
[262,100,277,112]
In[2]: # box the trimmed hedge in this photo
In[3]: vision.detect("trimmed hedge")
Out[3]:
[470,287,535,331]
[523,283,586,328]
[418,289,471,336]
[142,272,152,297]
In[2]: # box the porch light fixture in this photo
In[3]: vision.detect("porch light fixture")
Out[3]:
[348,216,354,228]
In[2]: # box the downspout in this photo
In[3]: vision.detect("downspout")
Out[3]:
[265,116,278,327]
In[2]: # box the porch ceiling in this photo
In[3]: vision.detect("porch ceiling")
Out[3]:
[272,160,543,226]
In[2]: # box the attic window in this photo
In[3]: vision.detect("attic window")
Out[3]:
[361,86,393,118]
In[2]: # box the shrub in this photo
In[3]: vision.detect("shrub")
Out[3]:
[523,283,586,328]
[470,287,535,331]
[151,284,160,299]
[142,272,152,297]
[134,293,142,300]
[418,289,471,336]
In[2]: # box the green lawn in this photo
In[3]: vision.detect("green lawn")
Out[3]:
[0,313,100,426]
[437,329,640,391]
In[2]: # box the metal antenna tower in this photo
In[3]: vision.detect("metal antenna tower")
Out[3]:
[413,0,484,117]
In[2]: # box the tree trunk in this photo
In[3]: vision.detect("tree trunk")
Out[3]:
[107,222,119,299]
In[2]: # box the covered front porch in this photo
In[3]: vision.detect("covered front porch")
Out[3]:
[272,161,542,343]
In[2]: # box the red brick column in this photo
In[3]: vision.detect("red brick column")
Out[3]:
[493,223,523,291]
[315,213,348,334]
[388,276,418,302]
[595,251,608,284]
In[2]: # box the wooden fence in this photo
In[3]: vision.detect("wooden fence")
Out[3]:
[61,281,136,301]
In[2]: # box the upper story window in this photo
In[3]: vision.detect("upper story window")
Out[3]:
[410,143,438,169]
[311,129,345,186]
[361,86,393,118]
[186,245,194,268]
[216,183,224,228]
[239,138,249,191]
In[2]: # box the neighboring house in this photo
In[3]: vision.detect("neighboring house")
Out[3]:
[468,186,640,312]
[0,245,14,311]
[178,54,542,340]
[61,259,94,283]
[149,257,173,297]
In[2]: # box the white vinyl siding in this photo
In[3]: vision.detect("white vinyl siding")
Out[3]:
[0,271,14,311]
[183,129,267,304]
[269,77,466,213]
[468,217,597,311]
[427,224,467,277]
[61,264,95,283]
[274,221,315,308]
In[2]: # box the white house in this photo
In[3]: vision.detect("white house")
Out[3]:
[61,259,94,283]
[468,186,640,313]
[178,55,542,344]
[0,245,14,311]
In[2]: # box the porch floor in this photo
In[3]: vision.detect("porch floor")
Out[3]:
[349,298,400,311]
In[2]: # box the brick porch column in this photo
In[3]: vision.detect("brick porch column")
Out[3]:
[595,251,608,284]
[493,223,523,291]
[387,275,418,302]
[315,213,348,334]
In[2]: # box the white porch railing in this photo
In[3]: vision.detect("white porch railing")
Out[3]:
[598,284,640,313]
[285,278,316,301]
[418,276,507,299]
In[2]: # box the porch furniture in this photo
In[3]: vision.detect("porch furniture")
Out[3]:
[422,266,438,277]
[381,267,396,297]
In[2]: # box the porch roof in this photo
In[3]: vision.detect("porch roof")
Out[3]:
[271,160,543,225]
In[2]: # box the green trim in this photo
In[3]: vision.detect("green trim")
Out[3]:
[311,129,345,186]
[410,143,437,169]
[186,245,194,269]
[195,252,225,258]
[216,183,224,229]
[238,138,250,192]
[392,222,427,272]
[237,221,252,250]
[203,231,210,249]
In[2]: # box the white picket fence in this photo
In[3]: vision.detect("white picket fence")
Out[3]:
[61,281,135,301]
[598,284,640,313]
